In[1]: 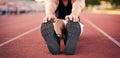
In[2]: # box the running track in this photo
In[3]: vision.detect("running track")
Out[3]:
[0,12,120,58]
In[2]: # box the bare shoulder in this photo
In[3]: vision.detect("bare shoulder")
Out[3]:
[45,0,59,4]
[72,0,85,3]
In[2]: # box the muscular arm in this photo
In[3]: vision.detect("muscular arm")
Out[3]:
[45,0,59,16]
[66,0,85,22]
[43,0,59,23]
[71,0,85,16]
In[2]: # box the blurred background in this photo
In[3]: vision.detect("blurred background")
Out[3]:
[85,0,120,14]
[0,0,120,58]
[0,0,120,15]
[0,0,44,15]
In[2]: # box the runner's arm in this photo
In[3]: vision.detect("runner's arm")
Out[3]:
[71,0,85,16]
[45,0,59,16]
[43,0,59,23]
[65,0,85,22]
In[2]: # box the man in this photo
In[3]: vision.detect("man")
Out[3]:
[41,0,85,55]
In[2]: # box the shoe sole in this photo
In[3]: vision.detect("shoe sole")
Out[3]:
[64,20,81,55]
[41,21,60,54]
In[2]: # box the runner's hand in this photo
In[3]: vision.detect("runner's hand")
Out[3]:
[65,14,80,22]
[43,15,57,23]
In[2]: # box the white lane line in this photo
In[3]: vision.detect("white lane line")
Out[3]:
[81,16,120,48]
[0,26,40,47]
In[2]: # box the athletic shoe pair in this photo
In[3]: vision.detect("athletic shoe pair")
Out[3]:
[41,20,81,55]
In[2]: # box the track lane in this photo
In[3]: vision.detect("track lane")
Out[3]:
[82,12,120,42]
[0,13,43,43]
[0,12,120,58]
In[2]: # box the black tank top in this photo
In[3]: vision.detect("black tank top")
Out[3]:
[55,0,72,19]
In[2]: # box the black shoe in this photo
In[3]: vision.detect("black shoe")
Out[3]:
[64,20,81,55]
[41,21,60,54]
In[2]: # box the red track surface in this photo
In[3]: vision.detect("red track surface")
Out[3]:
[0,12,120,58]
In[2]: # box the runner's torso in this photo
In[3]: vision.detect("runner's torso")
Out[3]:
[55,0,72,19]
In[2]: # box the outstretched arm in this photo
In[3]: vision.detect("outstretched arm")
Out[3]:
[43,0,59,23]
[66,0,85,22]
